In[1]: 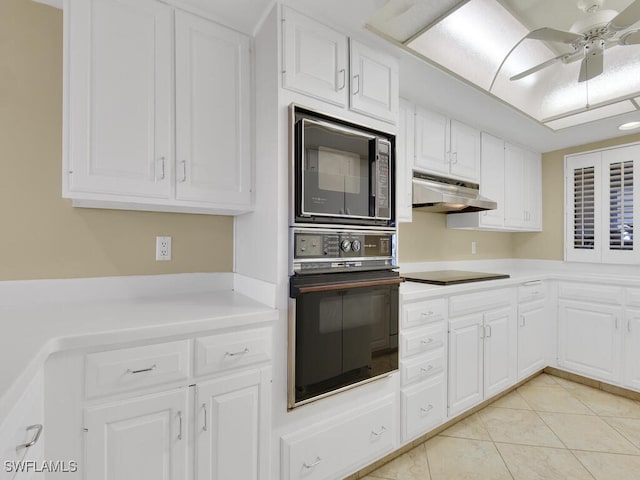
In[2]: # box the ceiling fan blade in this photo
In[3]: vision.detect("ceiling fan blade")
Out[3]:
[578,51,604,83]
[620,29,640,45]
[609,0,640,32]
[526,27,583,44]
[510,55,565,81]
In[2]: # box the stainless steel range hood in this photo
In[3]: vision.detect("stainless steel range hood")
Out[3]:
[412,172,497,213]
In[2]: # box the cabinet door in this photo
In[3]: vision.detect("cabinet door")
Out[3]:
[484,306,517,398]
[517,301,547,380]
[479,133,505,227]
[396,98,414,223]
[558,300,622,382]
[175,11,252,207]
[282,7,348,107]
[66,0,172,198]
[414,108,449,176]
[349,40,399,124]
[624,309,640,390]
[504,143,526,228]
[195,368,271,480]
[524,150,542,230]
[449,120,480,182]
[84,388,189,480]
[448,314,483,417]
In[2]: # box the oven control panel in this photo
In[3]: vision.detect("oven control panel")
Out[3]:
[291,228,397,274]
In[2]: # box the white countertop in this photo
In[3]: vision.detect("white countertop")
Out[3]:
[0,274,277,423]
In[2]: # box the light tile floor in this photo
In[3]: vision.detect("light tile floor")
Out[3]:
[363,373,640,480]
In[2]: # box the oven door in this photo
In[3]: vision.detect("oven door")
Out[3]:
[295,117,392,226]
[288,271,400,409]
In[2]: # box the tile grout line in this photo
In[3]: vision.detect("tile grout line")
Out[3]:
[472,403,516,480]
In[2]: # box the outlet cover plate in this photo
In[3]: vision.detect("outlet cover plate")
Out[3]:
[156,236,172,261]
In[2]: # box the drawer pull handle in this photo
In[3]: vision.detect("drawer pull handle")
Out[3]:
[177,411,183,440]
[225,348,250,357]
[126,364,157,375]
[303,456,322,469]
[420,404,434,415]
[420,365,434,374]
[16,424,43,451]
[420,311,435,317]
[420,338,434,345]
[371,426,386,437]
[202,403,208,432]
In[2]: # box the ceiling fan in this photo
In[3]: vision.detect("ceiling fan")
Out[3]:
[511,0,640,83]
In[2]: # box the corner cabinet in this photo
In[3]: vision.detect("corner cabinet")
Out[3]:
[281,6,398,124]
[64,0,253,215]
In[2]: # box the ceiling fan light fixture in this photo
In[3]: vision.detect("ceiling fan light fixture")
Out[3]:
[619,121,640,130]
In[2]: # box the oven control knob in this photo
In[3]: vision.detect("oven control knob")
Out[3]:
[340,239,352,252]
[351,240,361,252]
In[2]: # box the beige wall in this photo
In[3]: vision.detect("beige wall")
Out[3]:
[513,132,640,261]
[0,0,233,280]
[398,211,514,262]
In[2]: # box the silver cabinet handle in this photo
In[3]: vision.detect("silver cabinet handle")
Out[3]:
[485,325,492,338]
[420,404,434,415]
[420,338,434,345]
[202,403,208,432]
[420,365,434,374]
[16,424,43,452]
[615,316,619,330]
[157,156,166,180]
[371,426,386,437]
[520,315,526,327]
[177,411,183,440]
[126,364,157,375]
[420,311,434,318]
[353,74,360,95]
[180,160,187,182]
[338,68,346,91]
[303,456,322,469]
[451,152,458,164]
[225,348,249,357]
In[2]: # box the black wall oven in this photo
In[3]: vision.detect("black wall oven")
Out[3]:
[288,228,400,409]
[291,106,395,228]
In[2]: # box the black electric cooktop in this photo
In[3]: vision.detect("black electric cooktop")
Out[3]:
[403,270,510,286]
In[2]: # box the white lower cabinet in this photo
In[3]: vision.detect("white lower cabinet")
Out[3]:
[281,396,395,480]
[85,388,189,480]
[448,289,517,417]
[401,375,445,441]
[624,308,640,390]
[517,300,547,380]
[195,368,271,480]
[558,300,623,382]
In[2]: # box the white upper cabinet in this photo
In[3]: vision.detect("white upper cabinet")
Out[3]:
[281,6,398,124]
[414,108,480,183]
[281,7,348,107]
[478,133,505,228]
[349,40,399,124]
[64,0,253,215]
[66,0,173,199]
[396,99,414,223]
[449,120,481,182]
[504,143,542,231]
[175,10,251,207]
[415,108,449,176]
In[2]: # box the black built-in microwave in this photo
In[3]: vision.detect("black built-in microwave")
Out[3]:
[292,106,395,228]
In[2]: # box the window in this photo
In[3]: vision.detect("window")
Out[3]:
[565,144,640,264]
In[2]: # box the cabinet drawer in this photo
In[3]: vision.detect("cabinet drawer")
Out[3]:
[627,288,640,308]
[402,298,446,329]
[0,371,44,478]
[85,340,190,398]
[449,288,512,317]
[558,282,622,305]
[401,349,445,387]
[195,327,271,376]
[518,281,545,303]
[401,322,446,359]
[402,375,445,442]
[281,396,395,480]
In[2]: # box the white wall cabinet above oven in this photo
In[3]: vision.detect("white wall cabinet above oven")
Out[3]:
[64,0,252,215]
[281,6,399,124]
[413,107,480,183]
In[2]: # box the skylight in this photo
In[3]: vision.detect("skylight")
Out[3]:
[368,0,640,130]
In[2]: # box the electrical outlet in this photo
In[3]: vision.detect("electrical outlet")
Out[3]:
[156,236,172,261]
[471,241,477,255]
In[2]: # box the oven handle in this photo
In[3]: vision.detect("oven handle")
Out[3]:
[291,277,403,296]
